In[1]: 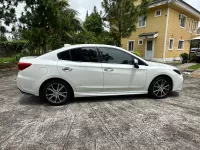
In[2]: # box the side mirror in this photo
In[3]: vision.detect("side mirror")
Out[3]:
[134,59,139,69]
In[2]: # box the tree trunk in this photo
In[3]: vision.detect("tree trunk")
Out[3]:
[43,45,47,54]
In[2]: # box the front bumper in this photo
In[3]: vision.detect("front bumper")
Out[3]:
[172,74,184,91]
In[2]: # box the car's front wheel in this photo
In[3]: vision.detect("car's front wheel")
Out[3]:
[41,80,73,105]
[149,77,172,99]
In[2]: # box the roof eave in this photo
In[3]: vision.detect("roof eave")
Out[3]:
[148,0,200,19]
[174,0,200,19]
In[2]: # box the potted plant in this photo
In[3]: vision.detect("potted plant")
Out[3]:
[180,53,189,64]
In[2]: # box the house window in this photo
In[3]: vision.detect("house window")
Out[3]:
[180,14,186,28]
[138,39,143,46]
[178,40,184,50]
[188,18,194,33]
[155,10,161,17]
[169,39,174,50]
[192,19,194,31]
[128,41,134,51]
[194,21,198,32]
[138,16,146,27]
[188,18,192,32]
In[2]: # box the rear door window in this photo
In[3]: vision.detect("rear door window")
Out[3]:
[58,47,99,63]
[70,47,98,63]
[57,50,71,61]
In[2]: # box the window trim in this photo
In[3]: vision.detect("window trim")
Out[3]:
[169,38,174,50]
[138,16,146,28]
[127,40,135,52]
[180,14,187,28]
[177,40,184,50]
[138,39,143,46]
[155,9,162,17]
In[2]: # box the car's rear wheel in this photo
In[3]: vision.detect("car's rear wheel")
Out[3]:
[149,77,172,99]
[41,80,73,105]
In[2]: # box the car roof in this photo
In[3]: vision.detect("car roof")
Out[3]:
[59,44,118,50]
[53,44,125,54]
[39,44,147,63]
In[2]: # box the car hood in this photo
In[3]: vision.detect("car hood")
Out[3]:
[146,61,177,69]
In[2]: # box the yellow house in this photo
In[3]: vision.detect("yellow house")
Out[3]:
[121,0,200,62]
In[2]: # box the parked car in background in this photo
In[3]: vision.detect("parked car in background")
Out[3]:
[196,49,200,63]
[190,48,199,54]
[17,44,183,105]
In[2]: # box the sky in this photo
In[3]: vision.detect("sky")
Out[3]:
[13,0,200,26]
[69,0,200,22]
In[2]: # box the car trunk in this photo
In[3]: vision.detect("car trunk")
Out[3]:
[19,56,38,63]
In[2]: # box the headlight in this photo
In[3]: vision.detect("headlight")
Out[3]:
[173,69,181,75]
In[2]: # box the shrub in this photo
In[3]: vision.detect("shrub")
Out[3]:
[180,53,189,60]
[0,51,30,64]
[0,57,16,64]
[132,51,141,57]
[0,40,28,56]
[189,53,196,62]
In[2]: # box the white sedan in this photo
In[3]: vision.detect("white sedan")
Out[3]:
[17,44,183,105]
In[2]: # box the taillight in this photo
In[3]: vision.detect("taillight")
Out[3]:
[18,62,32,71]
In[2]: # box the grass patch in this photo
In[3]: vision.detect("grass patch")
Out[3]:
[0,57,16,64]
[0,63,17,70]
[188,64,200,70]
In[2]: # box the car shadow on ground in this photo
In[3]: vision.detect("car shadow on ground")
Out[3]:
[19,91,180,106]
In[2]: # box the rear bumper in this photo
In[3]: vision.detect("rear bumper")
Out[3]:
[17,87,34,96]
[17,72,38,96]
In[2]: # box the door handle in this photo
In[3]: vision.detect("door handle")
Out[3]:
[62,67,72,71]
[104,68,114,72]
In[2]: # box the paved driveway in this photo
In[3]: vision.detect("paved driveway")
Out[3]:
[0,71,200,150]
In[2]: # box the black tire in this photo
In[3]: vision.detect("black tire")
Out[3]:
[148,76,172,99]
[40,79,73,105]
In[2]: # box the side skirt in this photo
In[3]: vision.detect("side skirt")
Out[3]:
[74,91,148,98]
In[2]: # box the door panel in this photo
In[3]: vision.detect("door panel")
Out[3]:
[102,63,133,92]
[57,61,103,93]
[146,40,153,60]
[57,47,103,93]
[98,47,135,92]
[129,65,147,91]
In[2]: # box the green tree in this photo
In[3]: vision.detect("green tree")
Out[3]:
[83,6,104,35]
[19,0,81,54]
[0,36,7,42]
[102,0,149,46]
[0,0,22,34]
[79,6,116,45]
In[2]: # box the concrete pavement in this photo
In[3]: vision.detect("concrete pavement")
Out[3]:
[0,72,200,149]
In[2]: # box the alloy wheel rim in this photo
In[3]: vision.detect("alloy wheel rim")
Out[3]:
[46,83,68,104]
[153,79,170,98]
